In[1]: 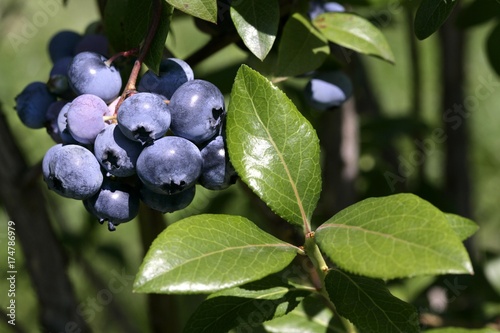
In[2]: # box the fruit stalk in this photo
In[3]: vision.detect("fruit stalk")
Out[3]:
[116,0,162,109]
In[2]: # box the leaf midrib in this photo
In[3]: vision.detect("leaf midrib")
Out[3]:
[240,72,309,229]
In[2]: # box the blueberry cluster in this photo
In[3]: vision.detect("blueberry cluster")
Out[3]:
[15,31,236,231]
[304,1,353,111]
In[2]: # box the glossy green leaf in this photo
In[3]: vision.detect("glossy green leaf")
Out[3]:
[230,0,279,61]
[315,193,474,279]
[445,213,479,241]
[134,214,299,294]
[227,65,322,228]
[263,295,338,333]
[414,0,457,40]
[104,0,173,73]
[183,276,313,332]
[426,328,499,333]
[276,13,330,77]
[325,269,419,333]
[313,12,394,63]
[167,0,217,23]
[486,23,500,76]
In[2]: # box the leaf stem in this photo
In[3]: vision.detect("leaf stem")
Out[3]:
[304,232,329,287]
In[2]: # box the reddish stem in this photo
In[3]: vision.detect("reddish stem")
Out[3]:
[105,48,139,66]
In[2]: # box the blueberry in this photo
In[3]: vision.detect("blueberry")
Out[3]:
[136,136,203,195]
[199,135,237,190]
[138,58,194,99]
[169,79,225,144]
[140,185,196,213]
[66,94,111,144]
[304,71,353,110]
[48,30,82,63]
[48,56,73,97]
[68,51,122,103]
[45,101,68,143]
[84,178,140,231]
[74,34,109,56]
[308,1,345,20]
[42,144,63,178]
[56,102,78,144]
[117,92,171,145]
[15,82,57,129]
[94,124,143,177]
[42,144,103,200]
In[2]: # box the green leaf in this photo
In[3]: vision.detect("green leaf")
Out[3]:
[263,295,338,332]
[315,193,474,279]
[167,0,217,23]
[426,328,500,333]
[104,0,172,73]
[414,0,458,40]
[325,269,420,333]
[445,213,479,241]
[312,12,394,63]
[183,276,313,332]
[227,65,322,228]
[276,13,330,77]
[486,22,500,76]
[230,0,279,61]
[134,214,298,294]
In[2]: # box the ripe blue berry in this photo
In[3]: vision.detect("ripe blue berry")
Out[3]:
[140,185,196,214]
[138,58,194,99]
[15,82,57,129]
[84,178,140,231]
[304,71,353,110]
[117,92,171,145]
[66,94,111,144]
[308,1,345,20]
[48,30,81,63]
[48,56,73,97]
[94,124,143,177]
[42,144,103,200]
[56,102,78,144]
[169,79,225,144]
[74,34,109,56]
[136,136,203,195]
[46,101,68,143]
[199,136,237,190]
[68,51,122,103]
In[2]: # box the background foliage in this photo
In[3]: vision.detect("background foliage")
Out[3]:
[0,0,500,332]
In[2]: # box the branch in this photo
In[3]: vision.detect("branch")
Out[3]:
[0,102,90,332]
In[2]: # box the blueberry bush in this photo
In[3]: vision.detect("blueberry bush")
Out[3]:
[2,0,500,332]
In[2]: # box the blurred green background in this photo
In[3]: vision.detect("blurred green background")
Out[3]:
[0,0,499,332]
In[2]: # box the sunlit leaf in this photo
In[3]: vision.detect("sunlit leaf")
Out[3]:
[445,213,479,241]
[167,0,217,23]
[313,12,394,63]
[134,214,299,294]
[316,193,474,279]
[227,65,322,228]
[230,0,279,61]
